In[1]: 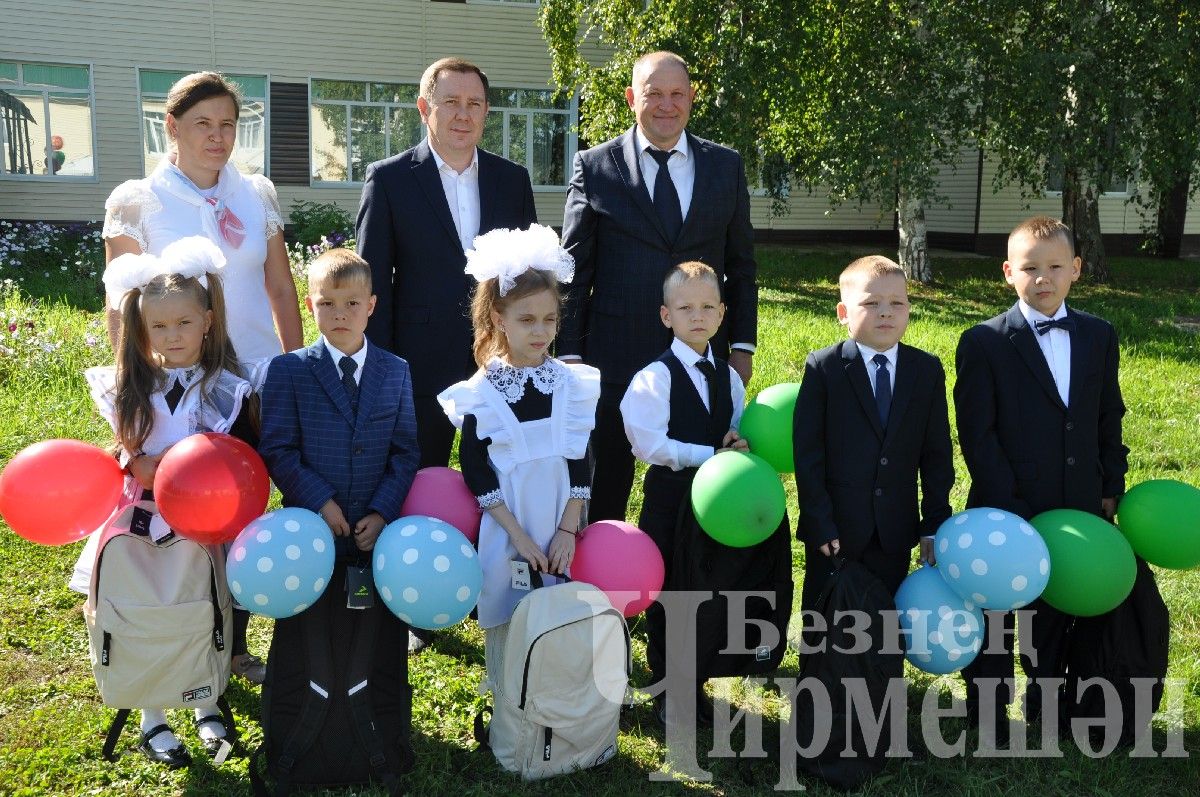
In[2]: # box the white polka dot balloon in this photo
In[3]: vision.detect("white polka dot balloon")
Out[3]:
[227,507,336,619]
[373,515,482,630]
[933,508,1050,610]
[894,564,985,674]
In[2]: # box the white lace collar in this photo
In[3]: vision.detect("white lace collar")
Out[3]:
[485,357,565,404]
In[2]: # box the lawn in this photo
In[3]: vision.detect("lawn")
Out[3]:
[1,228,1199,796]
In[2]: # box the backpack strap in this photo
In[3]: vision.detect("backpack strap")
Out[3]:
[101,708,131,762]
[344,604,409,794]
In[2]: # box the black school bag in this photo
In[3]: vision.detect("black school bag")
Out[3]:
[795,556,904,792]
[1062,557,1169,747]
[251,564,414,796]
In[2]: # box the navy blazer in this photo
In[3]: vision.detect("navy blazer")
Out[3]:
[356,140,537,397]
[954,302,1127,519]
[258,339,420,528]
[559,126,757,388]
[793,340,954,556]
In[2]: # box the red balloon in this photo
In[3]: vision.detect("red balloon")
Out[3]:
[572,520,665,617]
[0,439,124,545]
[399,466,482,544]
[155,432,269,545]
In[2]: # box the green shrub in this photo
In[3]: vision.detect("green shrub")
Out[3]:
[288,200,354,248]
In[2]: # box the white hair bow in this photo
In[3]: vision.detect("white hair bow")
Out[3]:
[464,224,574,296]
[103,236,227,310]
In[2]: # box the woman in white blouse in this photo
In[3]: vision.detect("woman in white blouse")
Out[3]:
[100,72,303,686]
[102,71,302,362]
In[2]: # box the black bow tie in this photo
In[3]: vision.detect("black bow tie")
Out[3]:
[1035,316,1075,335]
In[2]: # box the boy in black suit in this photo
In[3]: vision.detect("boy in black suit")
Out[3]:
[954,216,1128,743]
[793,255,954,611]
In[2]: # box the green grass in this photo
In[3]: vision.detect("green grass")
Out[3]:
[1,245,1199,795]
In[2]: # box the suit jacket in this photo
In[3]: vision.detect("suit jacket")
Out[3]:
[356,140,537,396]
[954,302,1127,518]
[559,126,757,388]
[793,340,954,557]
[258,340,420,529]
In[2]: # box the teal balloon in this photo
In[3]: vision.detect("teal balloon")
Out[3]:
[894,565,984,674]
[690,451,785,547]
[1117,479,1200,570]
[738,382,801,473]
[1030,509,1136,617]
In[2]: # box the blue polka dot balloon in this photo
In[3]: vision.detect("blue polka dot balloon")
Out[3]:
[934,507,1051,610]
[894,565,985,674]
[227,508,336,619]
[373,515,482,630]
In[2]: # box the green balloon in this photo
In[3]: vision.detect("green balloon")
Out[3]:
[691,451,785,547]
[738,382,801,473]
[1030,509,1136,617]
[1118,479,1200,570]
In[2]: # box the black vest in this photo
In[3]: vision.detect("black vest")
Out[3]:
[658,348,733,451]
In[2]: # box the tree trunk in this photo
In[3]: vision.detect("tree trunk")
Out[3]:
[1062,168,1109,283]
[897,188,933,283]
[1155,172,1190,259]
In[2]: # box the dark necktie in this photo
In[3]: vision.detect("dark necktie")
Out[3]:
[164,378,185,414]
[339,357,359,413]
[872,353,892,427]
[1035,316,1075,335]
[647,148,682,242]
[694,358,717,414]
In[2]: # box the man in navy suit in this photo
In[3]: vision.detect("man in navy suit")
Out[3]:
[954,216,1128,742]
[357,57,537,469]
[559,51,758,522]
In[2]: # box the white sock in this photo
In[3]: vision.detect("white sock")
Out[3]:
[139,708,180,752]
[194,705,226,741]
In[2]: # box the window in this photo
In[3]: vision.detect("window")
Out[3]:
[0,61,95,179]
[309,79,575,188]
[1045,163,1132,196]
[138,70,268,176]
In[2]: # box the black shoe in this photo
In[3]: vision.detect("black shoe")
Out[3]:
[966,699,1010,749]
[193,713,235,760]
[696,686,714,727]
[653,695,666,729]
[137,724,191,769]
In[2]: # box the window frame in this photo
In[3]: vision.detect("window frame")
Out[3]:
[0,59,98,183]
[135,66,272,178]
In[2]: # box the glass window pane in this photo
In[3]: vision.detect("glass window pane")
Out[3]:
[0,62,17,83]
[47,94,93,176]
[229,74,266,99]
[139,70,187,95]
[312,79,366,102]
[23,63,89,91]
[372,83,418,104]
[2,91,41,174]
[520,89,564,110]
[232,100,265,174]
[487,87,521,108]
[479,110,504,158]
[350,105,384,182]
[141,97,169,174]
[531,112,567,186]
[389,106,423,156]
[507,113,527,168]
[311,103,348,181]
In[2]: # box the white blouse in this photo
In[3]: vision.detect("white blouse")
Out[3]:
[102,156,286,362]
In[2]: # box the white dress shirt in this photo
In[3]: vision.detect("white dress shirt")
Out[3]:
[323,336,369,385]
[621,337,747,471]
[428,141,480,253]
[1019,300,1071,406]
[635,126,694,223]
[855,341,898,395]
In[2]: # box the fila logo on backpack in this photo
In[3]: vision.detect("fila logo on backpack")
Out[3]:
[475,579,629,780]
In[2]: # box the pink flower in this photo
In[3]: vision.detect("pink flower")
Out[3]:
[6,323,15,333]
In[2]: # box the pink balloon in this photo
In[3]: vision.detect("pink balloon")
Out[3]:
[572,520,665,618]
[399,466,481,544]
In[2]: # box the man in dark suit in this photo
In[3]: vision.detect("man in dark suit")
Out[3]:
[357,57,537,469]
[792,256,954,611]
[559,51,758,522]
[954,216,1128,739]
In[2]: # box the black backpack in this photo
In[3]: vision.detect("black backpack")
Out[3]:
[669,508,794,678]
[251,564,414,796]
[795,556,904,792]
[1062,557,1169,748]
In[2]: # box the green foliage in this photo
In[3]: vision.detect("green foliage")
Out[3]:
[287,200,354,248]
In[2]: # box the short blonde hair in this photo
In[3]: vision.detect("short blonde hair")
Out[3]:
[309,248,373,293]
[1009,216,1074,256]
[420,57,489,103]
[662,260,720,303]
[838,255,905,298]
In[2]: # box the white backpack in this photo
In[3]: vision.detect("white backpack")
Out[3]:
[84,497,233,757]
[476,579,630,780]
